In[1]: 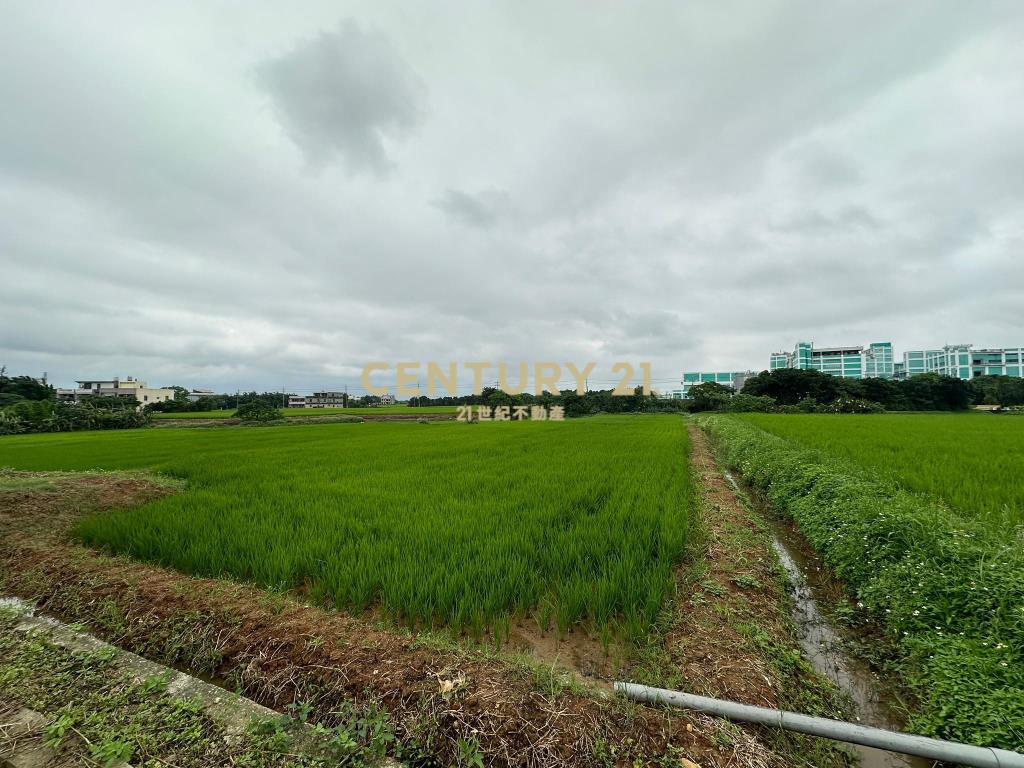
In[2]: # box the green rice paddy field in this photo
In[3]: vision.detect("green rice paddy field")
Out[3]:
[150,405,458,419]
[0,416,689,638]
[702,412,1024,748]
[737,413,1024,528]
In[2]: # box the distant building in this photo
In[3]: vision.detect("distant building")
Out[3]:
[769,341,895,379]
[186,388,218,403]
[56,377,174,409]
[902,345,1024,380]
[686,340,1023,394]
[287,395,307,408]
[680,371,756,398]
[380,393,396,406]
[307,391,346,407]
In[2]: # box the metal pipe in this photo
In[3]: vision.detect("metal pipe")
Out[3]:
[615,682,1024,768]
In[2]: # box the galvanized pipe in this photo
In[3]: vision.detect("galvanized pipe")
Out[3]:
[615,682,1024,768]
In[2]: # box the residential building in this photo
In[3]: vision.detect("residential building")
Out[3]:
[681,371,756,398]
[307,391,346,407]
[768,341,895,379]
[56,377,174,408]
[380,393,396,406]
[287,395,307,408]
[186,388,218,403]
[901,345,1024,380]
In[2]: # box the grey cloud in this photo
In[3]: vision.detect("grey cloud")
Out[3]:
[1,4,1023,392]
[434,188,513,228]
[256,20,426,172]
[794,147,863,189]
[772,205,883,235]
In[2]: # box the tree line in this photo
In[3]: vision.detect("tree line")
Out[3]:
[147,389,396,412]
[687,368,1024,413]
[5,365,1022,433]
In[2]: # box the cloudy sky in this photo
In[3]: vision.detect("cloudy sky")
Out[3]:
[2,2,1023,394]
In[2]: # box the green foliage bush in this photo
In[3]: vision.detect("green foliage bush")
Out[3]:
[724,393,776,413]
[0,399,149,434]
[233,401,283,423]
[698,414,1024,750]
[741,368,972,410]
[817,395,884,414]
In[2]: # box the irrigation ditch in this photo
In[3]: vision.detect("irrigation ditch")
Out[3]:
[721,468,931,768]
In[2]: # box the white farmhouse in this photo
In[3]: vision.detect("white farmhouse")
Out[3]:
[56,377,175,409]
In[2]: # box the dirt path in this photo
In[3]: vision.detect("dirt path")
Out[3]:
[663,427,791,706]
[650,426,852,766]
[1,468,780,768]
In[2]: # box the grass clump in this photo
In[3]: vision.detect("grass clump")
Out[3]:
[698,414,1024,750]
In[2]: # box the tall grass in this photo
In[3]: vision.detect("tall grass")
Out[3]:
[737,413,1024,528]
[0,416,689,640]
[699,414,1024,750]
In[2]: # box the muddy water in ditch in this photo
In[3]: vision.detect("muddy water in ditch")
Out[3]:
[722,472,932,768]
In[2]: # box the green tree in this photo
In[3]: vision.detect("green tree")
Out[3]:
[234,401,282,422]
[0,367,54,401]
[687,381,733,412]
[969,375,1024,407]
[898,373,970,411]
[741,368,841,406]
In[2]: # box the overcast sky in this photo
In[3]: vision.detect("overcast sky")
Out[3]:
[2,2,1023,394]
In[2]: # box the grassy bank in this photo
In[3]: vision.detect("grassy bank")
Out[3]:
[0,416,689,640]
[697,414,1024,750]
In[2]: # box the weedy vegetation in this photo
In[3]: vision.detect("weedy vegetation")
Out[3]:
[0,609,426,767]
[0,416,690,641]
[698,413,1024,751]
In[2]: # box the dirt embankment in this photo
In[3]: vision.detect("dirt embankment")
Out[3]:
[0,468,787,768]
[665,427,792,706]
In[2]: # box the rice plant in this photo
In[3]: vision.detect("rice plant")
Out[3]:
[0,416,690,640]
[700,414,1024,750]
[737,412,1024,528]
